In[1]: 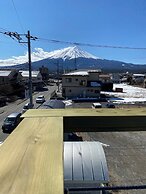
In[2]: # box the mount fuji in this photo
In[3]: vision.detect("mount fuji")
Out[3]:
[2,46,146,73]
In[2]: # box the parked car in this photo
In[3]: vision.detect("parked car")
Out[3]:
[22,102,34,113]
[106,103,115,108]
[92,102,102,108]
[36,95,45,103]
[2,112,22,133]
[64,133,83,141]
[68,133,83,141]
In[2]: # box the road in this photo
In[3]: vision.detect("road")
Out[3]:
[0,84,57,143]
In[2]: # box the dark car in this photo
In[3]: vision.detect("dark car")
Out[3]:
[106,103,115,108]
[2,112,22,133]
[64,133,83,141]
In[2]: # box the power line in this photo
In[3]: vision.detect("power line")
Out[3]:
[2,29,146,52]
[2,30,38,107]
[38,37,146,50]
[0,30,28,49]
[11,0,25,33]
[0,27,10,32]
[0,30,37,53]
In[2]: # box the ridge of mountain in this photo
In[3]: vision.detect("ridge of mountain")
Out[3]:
[44,46,99,60]
[1,46,146,73]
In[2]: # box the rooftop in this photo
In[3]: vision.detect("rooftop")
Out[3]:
[63,69,101,76]
[20,71,40,77]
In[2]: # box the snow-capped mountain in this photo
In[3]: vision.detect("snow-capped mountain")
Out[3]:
[1,46,146,73]
[45,46,98,60]
[29,47,146,72]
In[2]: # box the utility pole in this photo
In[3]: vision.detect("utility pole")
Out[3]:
[27,31,33,107]
[54,60,60,92]
[74,50,77,70]
[57,60,60,92]
[4,30,37,108]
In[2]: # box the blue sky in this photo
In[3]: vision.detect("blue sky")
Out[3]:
[0,0,146,64]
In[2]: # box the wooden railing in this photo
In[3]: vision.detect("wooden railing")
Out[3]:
[0,108,146,194]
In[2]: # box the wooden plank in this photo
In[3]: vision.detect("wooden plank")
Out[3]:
[22,108,146,118]
[0,117,63,194]
[22,109,146,131]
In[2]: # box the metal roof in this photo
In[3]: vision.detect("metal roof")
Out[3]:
[41,99,65,109]
[63,71,88,76]
[64,141,109,188]
[20,71,40,77]
[0,71,11,76]
[63,69,102,76]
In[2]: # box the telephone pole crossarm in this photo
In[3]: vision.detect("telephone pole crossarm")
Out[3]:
[3,30,38,108]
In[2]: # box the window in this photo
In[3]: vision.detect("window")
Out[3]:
[62,88,65,94]
[80,80,86,86]
[69,89,72,92]
[95,90,99,93]
[75,78,78,81]
[65,78,72,83]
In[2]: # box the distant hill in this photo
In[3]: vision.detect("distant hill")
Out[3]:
[1,46,146,73]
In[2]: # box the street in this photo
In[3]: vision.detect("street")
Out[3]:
[0,84,57,143]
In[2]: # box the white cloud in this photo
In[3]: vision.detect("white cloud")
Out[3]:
[0,46,99,67]
[0,48,50,67]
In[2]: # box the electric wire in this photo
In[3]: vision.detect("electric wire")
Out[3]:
[2,29,146,51]
[37,37,146,50]
[0,27,10,32]
[11,0,25,33]
[0,30,27,50]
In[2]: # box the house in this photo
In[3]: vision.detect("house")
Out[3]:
[99,74,113,91]
[0,70,24,95]
[62,69,113,98]
[132,74,145,85]
[62,70,102,98]
[20,71,43,90]
[110,73,121,83]
[39,66,49,83]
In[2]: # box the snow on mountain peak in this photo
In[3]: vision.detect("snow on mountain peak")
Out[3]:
[0,46,98,67]
[47,46,98,60]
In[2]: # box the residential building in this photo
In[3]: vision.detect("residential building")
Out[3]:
[132,74,145,84]
[99,74,113,91]
[110,73,121,83]
[62,70,102,98]
[20,71,43,90]
[0,70,24,95]
[39,66,49,83]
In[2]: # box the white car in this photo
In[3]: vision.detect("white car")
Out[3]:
[92,102,102,108]
[36,95,45,103]
[22,103,34,114]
